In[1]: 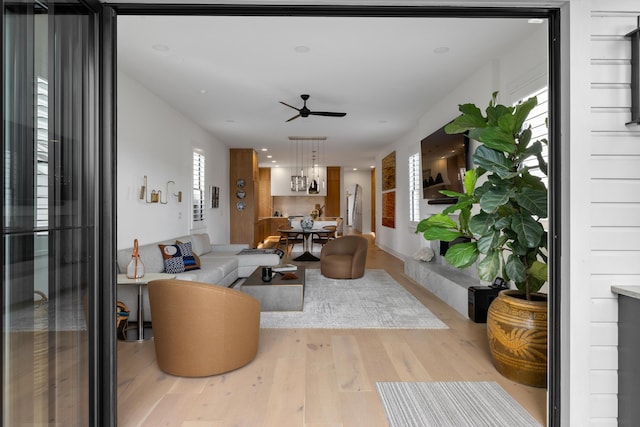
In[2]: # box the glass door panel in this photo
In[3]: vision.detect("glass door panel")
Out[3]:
[3,1,98,425]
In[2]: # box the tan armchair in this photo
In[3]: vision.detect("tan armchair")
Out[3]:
[147,279,260,377]
[320,235,368,279]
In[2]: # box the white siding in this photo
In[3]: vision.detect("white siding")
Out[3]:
[588,3,640,425]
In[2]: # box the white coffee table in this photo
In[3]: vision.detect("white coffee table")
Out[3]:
[117,272,175,341]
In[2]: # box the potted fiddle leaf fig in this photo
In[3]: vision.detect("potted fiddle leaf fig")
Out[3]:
[416,92,549,387]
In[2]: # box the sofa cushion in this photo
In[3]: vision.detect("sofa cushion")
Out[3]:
[175,233,211,256]
[159,242,200,274]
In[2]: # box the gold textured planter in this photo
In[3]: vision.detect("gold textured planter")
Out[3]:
[486,290,548,388]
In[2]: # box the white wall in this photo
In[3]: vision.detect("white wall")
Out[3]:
[117,71,230,249]
[375,25,547,261]
[569,2,640,425]
[343,169,372,234]
[270,166,327,196]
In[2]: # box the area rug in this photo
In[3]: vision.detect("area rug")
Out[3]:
[376,381,541,427]
[7,295,87,332]
[260,269,447,329]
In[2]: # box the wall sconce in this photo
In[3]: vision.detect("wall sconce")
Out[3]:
[626,17,640,125]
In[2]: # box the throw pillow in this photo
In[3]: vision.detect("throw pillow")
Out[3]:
[175,240,201,271]
[159,242,201,274]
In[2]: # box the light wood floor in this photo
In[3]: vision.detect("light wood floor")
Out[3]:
[117,232,546,426]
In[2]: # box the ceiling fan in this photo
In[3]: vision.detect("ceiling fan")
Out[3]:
[279,94,347,122]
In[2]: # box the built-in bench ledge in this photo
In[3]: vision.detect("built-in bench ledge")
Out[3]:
[404,257,480,317]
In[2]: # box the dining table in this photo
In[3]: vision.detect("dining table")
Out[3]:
[282,228,333,262]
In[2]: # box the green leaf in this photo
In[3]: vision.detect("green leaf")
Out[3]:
[521,170,547,192]
[494,216,512,230]
[458,207,471,232]
[479,187,514,213]
[513,97,537,133]
[424,213,458,228]
[469,211,496,235]
[497,111,517,134]
[477,250,501,282]
[477,230,499,254]
[478,127,517,153]
[486,104,512,127]
[444,242,479,269]
[422,227,465,242]
[505,254,527,284]
[511,213,544,248]
[473,146,514,178]
[445,104,486,133]
[442,197,474,216]
[459,103,485,118]
[528,260,548,282]
[463,168,478,196]
[514,187,548,218]
[519,132,539,160]
[439,190,466,199]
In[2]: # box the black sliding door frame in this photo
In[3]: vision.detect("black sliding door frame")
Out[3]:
[1,0,117,425]
[106,4,562,427]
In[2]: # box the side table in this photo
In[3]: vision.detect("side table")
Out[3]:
[116,272,175,341]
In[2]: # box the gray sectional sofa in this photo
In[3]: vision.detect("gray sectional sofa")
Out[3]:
[117,233,280,321]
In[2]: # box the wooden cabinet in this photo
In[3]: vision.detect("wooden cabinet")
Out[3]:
[253,218,270,248]
[258,168,272,218]
[325,166,341,217]
[230,149,258,246]
[270,217,289,235]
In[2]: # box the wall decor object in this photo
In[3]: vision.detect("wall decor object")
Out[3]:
[236,201,246,211]
[139,175,181,204]
[236,178,245,188]
[211,186,220,208]
[625,17,640,125]
[382,191,396,228]
[382,151,396,191]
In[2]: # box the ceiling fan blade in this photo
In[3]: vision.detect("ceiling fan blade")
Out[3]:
[310,111,347,117]
[286,113,301,122]
[279,101,300,111]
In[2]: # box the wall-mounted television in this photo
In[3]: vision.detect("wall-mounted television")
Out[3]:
[421,124,469,204]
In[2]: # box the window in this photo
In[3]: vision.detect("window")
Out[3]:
[516,86,548,188]
[192,151,205,223]
[408,152,421,223]
[35,77,49,230]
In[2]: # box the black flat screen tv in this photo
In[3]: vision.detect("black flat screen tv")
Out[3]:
[421,125,469,204]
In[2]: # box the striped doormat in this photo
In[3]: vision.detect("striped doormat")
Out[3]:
[376,381,541,427]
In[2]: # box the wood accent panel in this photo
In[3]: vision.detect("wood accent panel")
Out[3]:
[270,217,289,235]
[253,218,270,248]
[258,167,272,218]
[230,149,258,246]
[325,166,341,217]
[371,168,376,234]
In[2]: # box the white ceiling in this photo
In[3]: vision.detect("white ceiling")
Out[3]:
[117,15,543,170]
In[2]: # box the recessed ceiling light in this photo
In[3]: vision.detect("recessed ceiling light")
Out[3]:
[433,46,450,54]
[267,155,272,158]
[261,148,268,152]
[353,168,358,171]
[294,45,310,53]
[200,89,208,94]
[370,165,375,169]
[152,44,169,52]
[271,160,277,163]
